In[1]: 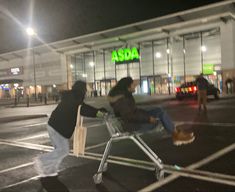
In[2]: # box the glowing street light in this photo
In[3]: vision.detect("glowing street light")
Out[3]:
[26,27,37,36]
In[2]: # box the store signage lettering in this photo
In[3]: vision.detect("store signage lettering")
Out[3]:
[112,47,140,64]
[10,67,20,75]
[203,64,214,75]
[0,66,23,77]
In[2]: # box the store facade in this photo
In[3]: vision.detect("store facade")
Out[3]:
[68,27,222,96]
[0,51,67,99]
[1,1,235,98]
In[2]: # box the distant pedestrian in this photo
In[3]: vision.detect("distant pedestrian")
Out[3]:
[225,78,233,94]
[195,73,209,113]
[34,80,107,178]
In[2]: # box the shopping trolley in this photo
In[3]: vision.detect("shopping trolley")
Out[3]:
[93,113,164,184]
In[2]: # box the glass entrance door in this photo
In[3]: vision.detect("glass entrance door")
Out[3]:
[100,80,110,96]
[96,79,116,96]
[140,76,155,95]
[155,75,169,94]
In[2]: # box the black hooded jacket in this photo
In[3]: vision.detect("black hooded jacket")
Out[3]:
[48,89,98,139]
[108,91,151,132]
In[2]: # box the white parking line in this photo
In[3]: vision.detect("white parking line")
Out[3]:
[85,142,107,150]
[86,122,105,128]
[9,122,104,142]
[0,176,40,190]
[12,121,104,130]
[16,133,48,141]
[139,142,235,192]
[0,138,235,190]
[0,162,33,174]
[16,123,47,129]
[1,120,235,190]
[174,121,235,127]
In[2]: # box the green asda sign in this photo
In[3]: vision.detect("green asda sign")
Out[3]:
[203,64,214,75]
[112,47,140,64]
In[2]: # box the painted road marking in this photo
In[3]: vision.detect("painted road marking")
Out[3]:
[175,121,235,127]
[0,162,33,174]
[16,133,48,141]
[10,122,105,142]
[0,176,40,190]
[1,120,235,190]
[12,120,234,144]
[139,142,235,192]
[0,139,235,190]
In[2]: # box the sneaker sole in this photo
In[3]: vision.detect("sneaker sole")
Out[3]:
[173,136,195,146]
[39,172,58,178]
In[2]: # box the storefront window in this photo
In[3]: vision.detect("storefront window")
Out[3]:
[172,37,185,89]
[140,42,153,76]
[95,51,105,80]
[202,29,222,90]
[116,64,127,80]
[84,52,95,83]
[185,32,201,81]
[105,49,115,80]
[153,39,169,94]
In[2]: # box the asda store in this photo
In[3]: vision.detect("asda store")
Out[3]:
[67,27,222,96]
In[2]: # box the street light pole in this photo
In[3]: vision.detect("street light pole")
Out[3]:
[32,46,37,101]
[26,27,37,101]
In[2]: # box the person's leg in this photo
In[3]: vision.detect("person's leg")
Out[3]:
[198,91,202,111]
[147,107,175,134]
[202,90,207,112]
[146,107,195,146]
[35,124,70,176]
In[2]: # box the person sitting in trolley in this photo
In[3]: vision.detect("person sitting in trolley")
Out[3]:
[107,77,195,146]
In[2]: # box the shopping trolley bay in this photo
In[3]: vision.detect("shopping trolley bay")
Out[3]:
[0,96,235,192]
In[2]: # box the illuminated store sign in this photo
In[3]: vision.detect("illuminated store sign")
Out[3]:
[0,66,23,77]
[203,64,214,75]
[10,67,21,75]
[112,47,140,64]
[0,84,10,91]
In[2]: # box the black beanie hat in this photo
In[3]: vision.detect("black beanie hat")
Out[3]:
[72,80,86,91]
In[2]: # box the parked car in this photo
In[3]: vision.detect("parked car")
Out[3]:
[175,81,220,100]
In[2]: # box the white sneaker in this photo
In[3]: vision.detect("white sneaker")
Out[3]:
[34,159,58,177]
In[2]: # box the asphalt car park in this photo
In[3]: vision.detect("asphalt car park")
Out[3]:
[0,96,235,191]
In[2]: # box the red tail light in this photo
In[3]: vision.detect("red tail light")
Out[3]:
[175,87,180,93]
[188,87,192,92]
[193,86,197,91]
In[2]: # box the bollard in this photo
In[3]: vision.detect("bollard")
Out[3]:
[27,95,29,107]
[14,95,17,106]
[44,95,47,105]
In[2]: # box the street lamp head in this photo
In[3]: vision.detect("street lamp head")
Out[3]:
[26,27,36,36]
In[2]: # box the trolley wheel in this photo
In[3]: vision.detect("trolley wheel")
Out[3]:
[102,162,108,172]
[93,173,103,184]
[155,169,164,180]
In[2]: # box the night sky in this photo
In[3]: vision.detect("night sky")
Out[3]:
[0,0,224,54]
